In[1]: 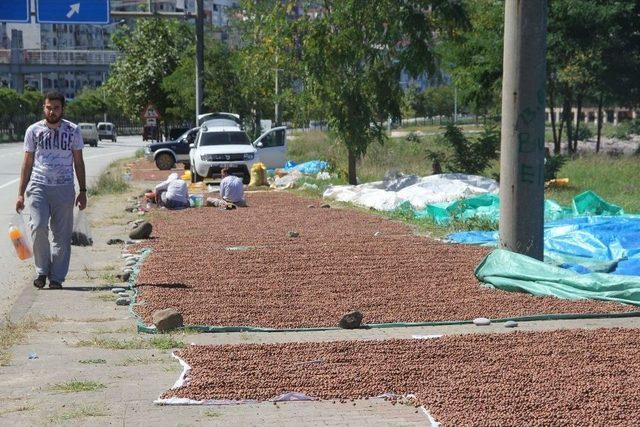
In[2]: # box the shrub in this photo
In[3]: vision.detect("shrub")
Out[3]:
[428,123,499,175]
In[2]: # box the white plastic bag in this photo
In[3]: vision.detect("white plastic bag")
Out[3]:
[8,214,32,260]
[71,210,93,246]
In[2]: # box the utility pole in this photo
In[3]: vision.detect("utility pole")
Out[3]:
[195,0,205,124]
[498,1,548,260]
[274,54,280,126]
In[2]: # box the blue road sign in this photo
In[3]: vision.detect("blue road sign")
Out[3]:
[37,0,111,25]
[0,0,30,23]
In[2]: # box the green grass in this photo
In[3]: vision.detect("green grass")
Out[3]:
[0,404,33,416]
[135,148,145,158]
[48,404,108,423]
[203,409,222,418]
[94,292,118,302]
[0,318,39,366]
[88,162,130,197]
[74,336,185,350]
[545,155,640,213]
[50,380,106,393]
[288,130,440,183]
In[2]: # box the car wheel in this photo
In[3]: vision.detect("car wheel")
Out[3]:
[155,153,175,170]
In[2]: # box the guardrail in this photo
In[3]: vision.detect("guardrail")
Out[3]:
[0,49,118,65]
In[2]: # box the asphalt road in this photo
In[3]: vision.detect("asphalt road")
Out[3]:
[0,135,146,317]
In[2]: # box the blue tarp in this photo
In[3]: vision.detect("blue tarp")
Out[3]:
[449,215,640,276]
[283,160,328,174]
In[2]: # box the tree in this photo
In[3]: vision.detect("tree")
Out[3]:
[300,0,467,184]
[440,0,502,117]
[105,19,193,121]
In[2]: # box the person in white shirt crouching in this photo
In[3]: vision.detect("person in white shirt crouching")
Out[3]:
[208,168,247,208]
[154,172,189,209]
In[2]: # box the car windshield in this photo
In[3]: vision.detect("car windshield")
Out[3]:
[98,124,109,130]
[177,129,193,141]
[80,125,93,130]
[199,131,250,146]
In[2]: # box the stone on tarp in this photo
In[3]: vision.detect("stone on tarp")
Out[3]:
[107,238,124,245]
[152,308,184,332]
[116,297,130,306]
[339,311,363,329]
[116,272,131,282]
[129,221,152,240]
[111,287,126,294]
[473,317,491,326]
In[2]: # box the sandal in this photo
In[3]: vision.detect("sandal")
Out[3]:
[33,275,46,289]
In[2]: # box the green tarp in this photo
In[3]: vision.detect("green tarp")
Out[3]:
[475,249,640,306]
[415,191,623,225]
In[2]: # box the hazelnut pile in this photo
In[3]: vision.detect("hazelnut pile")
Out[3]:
[163,328,640,426]
[132,191,633,328]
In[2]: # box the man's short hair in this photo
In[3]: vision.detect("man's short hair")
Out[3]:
[44,91,66,108]
[221,168,230,176]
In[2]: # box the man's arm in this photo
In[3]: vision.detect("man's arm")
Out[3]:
[16,152,34,212]
[72,149,87,210]
[219,179,227,199]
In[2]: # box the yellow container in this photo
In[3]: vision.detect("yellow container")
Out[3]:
[181,170,192,181]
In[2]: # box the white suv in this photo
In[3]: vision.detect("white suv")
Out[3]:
[189,125,287,184]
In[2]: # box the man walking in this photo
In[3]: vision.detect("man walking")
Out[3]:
[15,91,87,289]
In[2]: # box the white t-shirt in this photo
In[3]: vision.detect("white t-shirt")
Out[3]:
[155,173,189,204]
[219,175,244,203]
[24,119,84,186]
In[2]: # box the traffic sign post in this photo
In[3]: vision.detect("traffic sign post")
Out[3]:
[37,0,111,25]
[0,0,30,23]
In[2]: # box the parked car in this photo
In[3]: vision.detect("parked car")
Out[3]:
[97,122,117,142]
[189,125,287,184]
[78,123,99,147]
[145,127,199,170]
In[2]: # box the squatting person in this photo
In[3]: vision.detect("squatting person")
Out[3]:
[207,168,247,207]
[15,91,87,290]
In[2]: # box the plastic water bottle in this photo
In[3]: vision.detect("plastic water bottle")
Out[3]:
[8,225,32,260]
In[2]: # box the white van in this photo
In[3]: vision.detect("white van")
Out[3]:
[78,123,99,147]
[97,122,117,142]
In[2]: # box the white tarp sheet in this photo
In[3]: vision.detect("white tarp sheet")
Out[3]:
[323,173,499,211]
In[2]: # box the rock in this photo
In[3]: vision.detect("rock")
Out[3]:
[118,292,129,298]
[339,311,363,329]
[124,206,136,213]
[116,297,130,306]
[125,240,136,245]
[473,317,491,326]
[125,258,137,267]
[152,308,184,332]
[129,221,152,240]
[308,205,316,208]
[107,238,124,245]
[123,268,133,274]
[320,204,331,209]
[504,320,518,328]
[374,231,382,237]
[116,272,131,282]
[288,231,300,238]
[111,287,126,294]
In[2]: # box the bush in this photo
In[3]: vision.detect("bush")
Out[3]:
[544,155,567,180]
[428,123,499,175]
[575,125,592,141]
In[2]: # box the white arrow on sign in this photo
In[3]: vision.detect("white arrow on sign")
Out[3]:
[66,3,80,19]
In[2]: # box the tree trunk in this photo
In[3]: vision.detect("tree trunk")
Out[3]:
[563,94,573,154]
[548,83,560,154]
[596,93,604,153]
[573,94,583,153]
[347,147,357,185]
